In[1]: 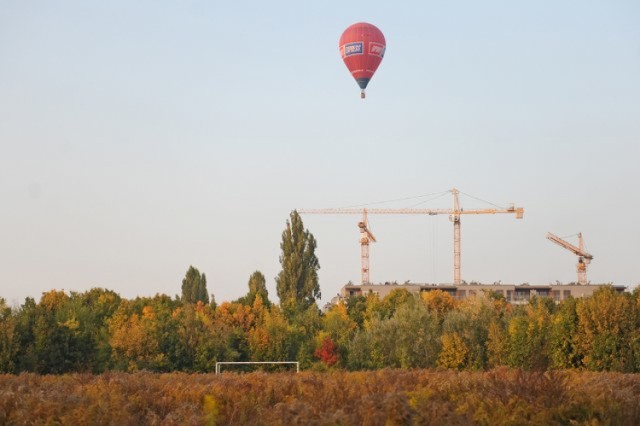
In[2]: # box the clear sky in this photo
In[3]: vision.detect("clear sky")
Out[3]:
[1,1,639,307]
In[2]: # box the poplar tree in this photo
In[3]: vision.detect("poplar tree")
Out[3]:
[181,266,209,305]
[276,211,320,316]
[244,271,270,307]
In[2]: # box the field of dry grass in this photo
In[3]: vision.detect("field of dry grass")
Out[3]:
[1,368,640,425]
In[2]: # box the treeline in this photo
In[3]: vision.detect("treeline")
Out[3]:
[1,210,638,374]
[1,284,639,374]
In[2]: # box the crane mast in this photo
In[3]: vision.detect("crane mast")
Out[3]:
[300,188,524,285]
[358,210,377,284]
[451,188,462,285]
[547,232,594,285]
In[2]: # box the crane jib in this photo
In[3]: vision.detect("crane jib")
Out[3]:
[298,193,524,285]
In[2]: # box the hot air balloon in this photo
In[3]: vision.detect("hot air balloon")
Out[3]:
[339,22,386,99]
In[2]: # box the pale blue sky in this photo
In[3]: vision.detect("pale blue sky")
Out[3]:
[1,1,639,306]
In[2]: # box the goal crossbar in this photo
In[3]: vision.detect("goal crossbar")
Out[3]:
[215,361,300,374]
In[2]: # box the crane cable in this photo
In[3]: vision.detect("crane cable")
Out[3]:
[559,233,590,254]
[458,190,511,210]
[338,190,450,209]
[560,233,580,239]
[337,189,512,210]
[408,191,450,208]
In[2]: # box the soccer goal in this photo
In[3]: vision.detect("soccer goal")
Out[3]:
[215,361,300,374]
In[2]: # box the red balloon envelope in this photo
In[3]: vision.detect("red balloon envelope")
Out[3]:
[339,22,386,98]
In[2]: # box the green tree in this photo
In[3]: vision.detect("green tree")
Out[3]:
[12,297,37,372]
[322,303,357,348]
[549,297,581,369]
[238,271,270,307]
[379,289,414,320]
[347,300,440,370]
[312,303,358,368]
[505,298,553,370]
[181,266,210,305]
[275,211,320,317]
[441,293,500,369]
[31,290,91,374]
[345,295,367,328]
[0,298,18,373]
[66,288,122,372]
[633,288,640,372]
[290,305,323,368]
[173,301,224,372]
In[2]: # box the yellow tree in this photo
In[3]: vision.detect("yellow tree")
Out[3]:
[441,293,499,369]
[322,303,357,346]
[362,292,384,329]
[215,302,257,333]
[247,304,298,363]
[421,290,456,321]
[437,332,468,369]
[575,287,636,371]
[108,304,165,371]
[486,319,508,368]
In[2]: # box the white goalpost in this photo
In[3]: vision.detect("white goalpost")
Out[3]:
[215,361,300,375]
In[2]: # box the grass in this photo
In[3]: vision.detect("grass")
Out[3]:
[1,368,639,425]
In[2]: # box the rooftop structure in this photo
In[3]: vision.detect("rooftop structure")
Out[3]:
[327,282,626,308]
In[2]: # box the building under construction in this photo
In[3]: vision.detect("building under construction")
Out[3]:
[330,282,626,307]
[304,187,624,310]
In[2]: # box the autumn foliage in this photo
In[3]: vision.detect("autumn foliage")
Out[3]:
[314,336,338,366]
[2,284,640,423]
[2,286,640,375]
[1,369,640,424]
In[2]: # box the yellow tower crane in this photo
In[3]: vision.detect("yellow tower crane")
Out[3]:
[300,188,524,285]
[547,232,594,285]
[357,210,377,284]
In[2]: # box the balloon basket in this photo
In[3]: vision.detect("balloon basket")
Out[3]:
[360,90,366,99]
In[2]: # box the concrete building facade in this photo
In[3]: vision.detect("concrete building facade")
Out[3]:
[331,282,626,306]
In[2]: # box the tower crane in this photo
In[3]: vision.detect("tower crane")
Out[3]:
[358,210,376,284]
[300,188,524,285]
[547,232,593,285]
